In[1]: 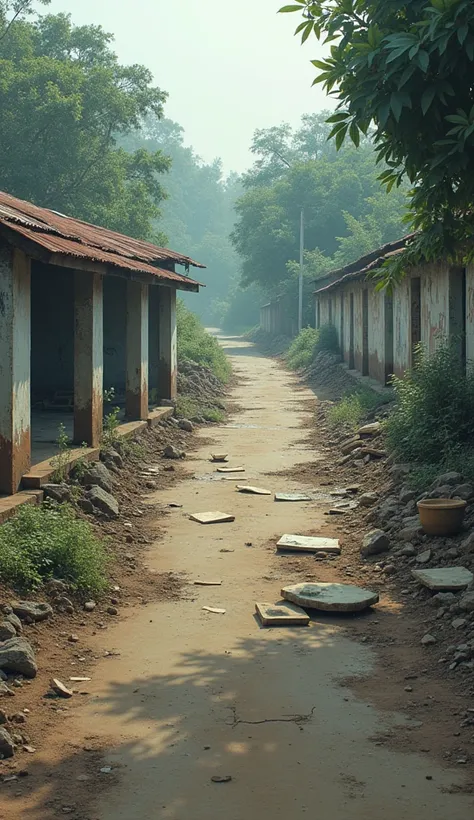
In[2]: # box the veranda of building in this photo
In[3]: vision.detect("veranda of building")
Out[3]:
[0,191,203,497]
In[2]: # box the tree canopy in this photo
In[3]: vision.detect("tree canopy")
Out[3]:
[0,10,169,239]
[281,0,474,269]
[231,113,408,323]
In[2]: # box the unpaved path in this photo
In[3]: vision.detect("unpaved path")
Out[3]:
[9,337,474,819]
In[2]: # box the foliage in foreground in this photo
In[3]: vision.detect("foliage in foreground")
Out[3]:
[0,501,109,594]
[385,341,474,478]
[177,300,231,384]
[282,1,474,279]
[175,395,224,423]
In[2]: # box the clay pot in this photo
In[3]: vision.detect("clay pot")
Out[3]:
[417,498,467,536]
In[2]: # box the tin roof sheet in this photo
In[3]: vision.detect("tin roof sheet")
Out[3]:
[0,190,204,288]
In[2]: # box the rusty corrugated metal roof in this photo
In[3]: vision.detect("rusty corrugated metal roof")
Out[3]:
[313,234,415,295]
[0,190,204,288]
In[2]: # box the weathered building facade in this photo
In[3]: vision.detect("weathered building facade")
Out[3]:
[0,191,203,496]
[314,236,472,386]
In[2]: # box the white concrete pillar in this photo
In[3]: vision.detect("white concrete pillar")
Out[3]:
[126,281,149,419]
[74,271,103,446]
[0,247,31,495]
[158,286,177,401]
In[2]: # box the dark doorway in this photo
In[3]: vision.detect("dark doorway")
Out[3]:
[384,292,394,384]
[362,288,369,376]
[410,277,421,363]
[449,267,467,369]
[349,293,355,369]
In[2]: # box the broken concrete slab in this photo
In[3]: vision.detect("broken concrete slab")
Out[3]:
[277,534,341,555]
[190,512,236,524]
[236,485,271,495]
[281,582,379,613]
[216,466,245,473]
[274,493,311,502]
[255,601,310,627]
[411,567,473,591]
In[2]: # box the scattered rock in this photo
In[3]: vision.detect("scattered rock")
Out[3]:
[383,563,396,575]
[0,709,7,724]
[459,591,474,612]
[11,601,53,623]
[361,529,390,557]
[0,727,15,758]
[431,592,457,607]
[55,596,75,614]
[358,422,381,437]
[107,607,118,616]
[452,618,467,629]
[2,610,22,635]
[46,579,69,595]
[432,472,463,487]
[460,532,474,554]
[400,488,417,504]
[211,775,232,783]
[163,444,185,460]
[359,492,378,507]
[50,678,73,698]
[452,483,474,500]
[340,437,361,455]
[400,526,422,542]
[78,497,94,515]
[42,483,72,503]
[100,448,124,469]
[0,622,16,642]
[87,486,119,519]
[421,634,437,646]
[412,567,473,591]
[0,683,15,697]
[80,462,115,494]
[0,639,37,678]
[416,549,432,564]
[84,601,96,612]
[178,418,194,432]
[400,545,416,557]
[68,634,79,643]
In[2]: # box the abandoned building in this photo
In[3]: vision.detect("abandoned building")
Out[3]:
[314,236,473,386]
[0,190,203,498]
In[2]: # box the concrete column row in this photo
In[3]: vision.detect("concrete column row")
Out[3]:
[0,254,178,495]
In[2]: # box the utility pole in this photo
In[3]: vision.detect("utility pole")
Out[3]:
[298,207,304,334]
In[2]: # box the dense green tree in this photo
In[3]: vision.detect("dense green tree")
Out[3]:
[0,11,169,239]
[281,0,474,270]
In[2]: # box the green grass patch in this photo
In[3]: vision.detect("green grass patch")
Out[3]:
[175,395,225,423]
[286,328,319,370]
[327,388,383,432]
[177,301,231,384]
[0,502,109,595]
[286,324,340,370]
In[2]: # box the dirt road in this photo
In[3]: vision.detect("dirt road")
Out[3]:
[12,337,474,819]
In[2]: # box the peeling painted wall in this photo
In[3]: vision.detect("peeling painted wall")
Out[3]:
[420,263,449,354]
[353,285,364,373]
[393,275,411,377]
[368,287,386,384]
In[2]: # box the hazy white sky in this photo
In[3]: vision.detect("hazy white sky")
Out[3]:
[47,0,332,172]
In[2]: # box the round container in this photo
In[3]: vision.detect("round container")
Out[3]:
[417,498,467,536]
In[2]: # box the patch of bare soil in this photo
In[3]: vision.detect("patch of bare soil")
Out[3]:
[259,357,474,783]
[0,413,221,801]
